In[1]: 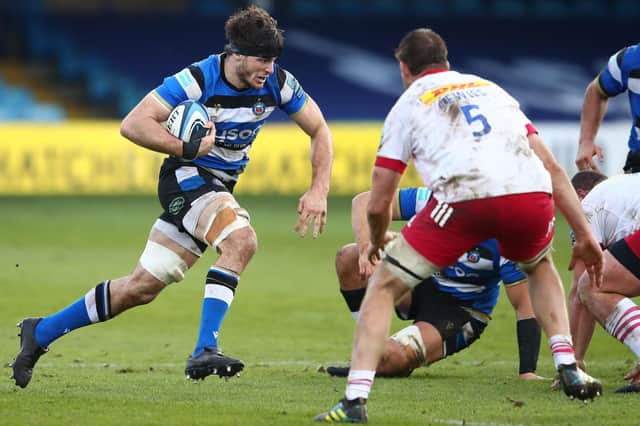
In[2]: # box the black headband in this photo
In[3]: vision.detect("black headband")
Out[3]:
[225,42,282,59]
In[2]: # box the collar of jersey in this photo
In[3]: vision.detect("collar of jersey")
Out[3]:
[419,68,449,77]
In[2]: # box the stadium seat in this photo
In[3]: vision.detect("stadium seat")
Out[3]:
[492,0,528,16]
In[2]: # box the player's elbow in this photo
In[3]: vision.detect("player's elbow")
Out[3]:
[120,116,134,141]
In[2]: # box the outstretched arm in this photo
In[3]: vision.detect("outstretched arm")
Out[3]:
[528,133,603,287]
[352,190,401,279]
[576,78,608,171]
[367,167,402,263]
[290,96,333,238]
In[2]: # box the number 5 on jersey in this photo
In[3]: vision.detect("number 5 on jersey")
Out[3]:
[461,104,491,137]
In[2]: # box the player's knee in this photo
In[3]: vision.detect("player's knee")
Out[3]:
[218,226,258,261]
[385,325,427,373]
[201,198,252,250]
[377,340,416,377]
[576,272,596,305]
[335,244,359,289]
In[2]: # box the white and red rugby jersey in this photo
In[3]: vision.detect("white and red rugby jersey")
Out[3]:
[581,173,640,248]
[376,69,552,203]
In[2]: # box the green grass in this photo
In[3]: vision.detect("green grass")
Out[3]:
[0,196,636,425]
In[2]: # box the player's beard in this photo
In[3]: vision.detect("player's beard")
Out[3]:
[236,59,266,90]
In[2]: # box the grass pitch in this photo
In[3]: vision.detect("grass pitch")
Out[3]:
[0,195,636,425]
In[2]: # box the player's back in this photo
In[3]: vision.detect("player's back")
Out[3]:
[388,70,551,203]
[581,173,640,247]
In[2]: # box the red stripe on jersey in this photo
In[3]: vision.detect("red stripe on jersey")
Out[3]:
[526,123,538,135]
[375,156,407,173]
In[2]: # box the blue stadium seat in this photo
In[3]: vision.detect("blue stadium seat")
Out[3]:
[573,0,607,16]
[615,0,640,16]
[194,0,233,16]
[451,0,486,16]
[492,0,528,16]
[28,104,66,121]
[290,0,328,17]
[413,0,448,17]
[533,0,570,17]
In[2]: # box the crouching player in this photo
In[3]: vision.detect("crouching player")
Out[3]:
[327,187,543,378]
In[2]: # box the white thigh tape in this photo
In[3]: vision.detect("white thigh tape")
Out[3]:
[390,324,427,366]
[140,240,188,285]
[384,234,439,288]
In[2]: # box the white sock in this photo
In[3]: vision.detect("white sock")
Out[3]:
[549,335,576,369]
[605,298,640,357]
[345,370,375,400]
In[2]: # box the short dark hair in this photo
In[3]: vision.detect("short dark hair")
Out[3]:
[394,28,448,75]
[571,170,607,192]
[224,5,284,58]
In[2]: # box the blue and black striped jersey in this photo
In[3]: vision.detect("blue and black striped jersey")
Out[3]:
[398,187,527,315]
[597,44,640,152]
[154,53,308,177]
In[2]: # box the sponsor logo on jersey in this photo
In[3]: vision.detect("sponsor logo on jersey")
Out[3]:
[252,101,266,116]
[215,124,264,150]
[169,196,186,215]
[420,81,490,105]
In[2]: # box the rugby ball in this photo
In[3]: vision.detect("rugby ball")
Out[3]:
[166,100,210,143]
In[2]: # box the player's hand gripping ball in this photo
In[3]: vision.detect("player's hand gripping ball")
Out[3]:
[166,100,211,160]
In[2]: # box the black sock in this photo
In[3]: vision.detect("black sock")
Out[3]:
[517,317,541,374]
[340,288,366,317]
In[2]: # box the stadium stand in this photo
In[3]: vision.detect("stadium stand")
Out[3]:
[0,0,637,121]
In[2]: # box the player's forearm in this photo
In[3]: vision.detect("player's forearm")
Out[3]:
[550,163,592,238]
[529,134,591,237]
[307,126,333,197]
[367,207,391,247]
[352,192,371,250]
[120,94,182,157]
[121,117,182,157]
[578,80,609,146]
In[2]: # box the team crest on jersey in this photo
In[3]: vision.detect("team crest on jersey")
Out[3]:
[467,250,481,263]
[168,196,185,215]
[252,101,266,116]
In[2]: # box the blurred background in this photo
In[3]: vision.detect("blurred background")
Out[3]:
[0,0,637,194]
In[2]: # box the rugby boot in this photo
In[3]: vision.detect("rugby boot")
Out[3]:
[558,363,602,402]
[615,361,640,393]
[314,398,368,423]
[11,318,47,388]
[185,347,244,381]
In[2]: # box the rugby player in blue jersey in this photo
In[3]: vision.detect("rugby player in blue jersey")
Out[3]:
[327,188,542,379]
[576,44,640,173]
[11,5,332,388]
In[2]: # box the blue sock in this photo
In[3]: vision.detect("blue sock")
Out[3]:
[193,268,238,357]
[35,281,112,347]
